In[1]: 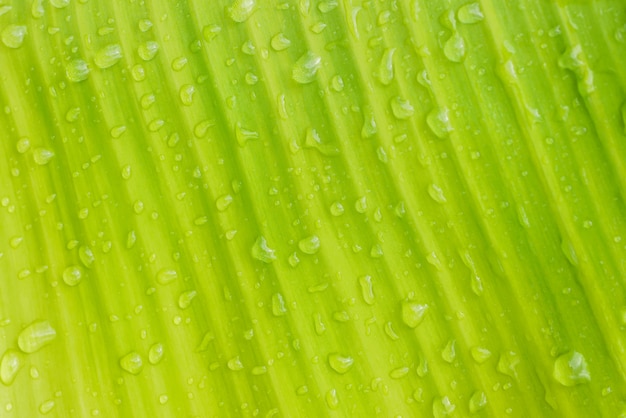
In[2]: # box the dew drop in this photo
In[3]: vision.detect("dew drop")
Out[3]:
[179,84,195,106]
[497,350,519,379]
[441,340,456,363]
[227,0,256,22]
[138,41,159,61]
[318,0,338,13]
[328,353,354,374]
[553,351,590,386]
[66,59,90,82]
[271,33,291,51]
[272,293,287,316]
[326,389,339,409]
[376,48,395,85]
[304,128,338,155]
[314,313,326,335]
[292,51,321,84]
[330,201,344,216]
[444,32,466,62]
[251,236,276,263]
[31,0,43,18]
[426,107,453,139]
[401,301,428,328]
[171,56,188,71]
[470,346,491,363]
[194,120,215,138]
[361,108,377,138]
[202,24,221,42]
[358,275,374,305]
[355,196,367,213]
[0,350,23,385]
[132,64,146,81]
[17,320,56,353]
[433,396,455,418]
[119,352,143,375]
[390,96,414,119]
[330,75,344,91]
[94,44,123,69]
[390,366,409,379]
[62,265,84,286]
[50,0,70,8]
[1,25,27,49]
[156,268,178,285]
[469,390,487,413]
[216,194,233,211]
[227,356,244,371]
[428,183,447,203]
[138,18,153,32]
[16,137,30,154]
[148,343,164,365]
[458,3,483,24]
[298,235,320,255]
[235,124,259,146]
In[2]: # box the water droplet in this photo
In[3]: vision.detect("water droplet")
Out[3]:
[179,84,195,106]
[497,351,519,379]
[227,356,244,370]
[50,0,70,8]
[470,346,491,363]
[17,320,56,353]
[292,51,321,84]
[178,290,197,309]
[441,340,456,363]
[358,275,375,305]
[94,44,123,69]
[110,125,127,139]
[328,353,354,374]
[558,45,594,96]
[401,301,428,328]
[16,137,30,154]
[251,236,276,263]
[31,0,43,18]
[138,18,153,32]
[298,235,320,255]
[458,3,483,24]
[272,293,287,316]
[156,268,178,285]
[390,96,414,119]
[215,194,233,211]
[428,183,447,203]
[119,352,143,374]
[326,388,339,409]
[38,399,55,414]
[444,32,466,62]
[241,39,256,55]
[138,41,159,61]
[330,75,344,92]
[376,48,395,85]
[235,124,259,146]
[1,25,27,49]
[561,239,578,266]
[171,56,188,71]
[65,107,80,122]
[361,108,377,138]
[271,32,291,51]
[329,201,344,216]
[148,343,164,365]
[62,265,84,286]
[313,313,326,335]
[433,396,456,417]
[66,59,90,82]
[132,64,146,81]
[355,196,367,213]
[416,355,428,377]
[553,351,590,386]
[318,0,337,12]
[202,24,221,42]
[0,349,23,385]
[304,128,338,155]
[469,390,487,413]
[426,107,453,139]
[227,0,256,22]
[194,119,215,137]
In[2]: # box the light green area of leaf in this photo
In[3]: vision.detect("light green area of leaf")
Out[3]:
[0,0,625,416]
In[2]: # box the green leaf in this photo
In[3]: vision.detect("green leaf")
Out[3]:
[0,0,625,416]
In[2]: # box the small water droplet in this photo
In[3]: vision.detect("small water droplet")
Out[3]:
[16,137,30,154]
[313,313,326,335]
[433,396,456,417]
[30,1,43,18]
[178,290,197,309]
[471,274,483,295]
[138,18,153,32]
[401,301,428,328]
[272,293,287,316]
[358,275,375,305]
[330,75,344,91]
[194,120,215,138]
[110,125,127,138]
[132,64,146,81]
[202,24,221,41]
[553,351,590,386]
[426,107,453,139]
[0,349,23,385]
[50,0,70,8]
[241,39,256,55]
[458,3,483,24]
[469,390,487,413]
[156,268,178,285]
[561,239,578,266]
[496,350,519,379]
[17,320,56,353]
[1,25,27,49]
[94,44,123,69]
[227,356,244,370]
[390,96,414,119]
[227,0,256,22]
[355,196,367,213]
[298,235,320,255]
[376,48,395,85]
[148,343,164,365]
[271,32,291,51]
[119,352,143,374]
[444,32,466,62]
[66,59,90,82]
[292,51,321,84]
[216,194,233,211]
[441,340,456,363]
[328,353,354,374]
[329,201,344,216]
[39,399,55,415]
[304,128,338,155]
[416,355,428,377]
[138,41,159,61]
[179,84,195,106]
[235,124,259,146]
[62,265,84,286]
[326,388,339,409]
[428,183,447,203]
[251,236,276,263]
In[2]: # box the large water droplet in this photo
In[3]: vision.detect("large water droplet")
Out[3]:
[94,44,123,69]
[428,183,447,203]
[426,107,453,139]
[358,275,374,305]
[326,388,339,409]
[235,124,259,146]
[227,0,256,22]
[390,96,414,119]
[119,352,143,375]
[376,48,395,85]
[553,351,590,386]
[227,356,244,370]
[272,293,287,316]
[401,301,428,328]
[469,390,487,413]
[62,265,84,286]
[0,349,23,385]
[328,353,354,374]
[1,25,27,49]
[66,59,90,82]
[271,32,291,51]
[148,343,164,365]
[78,246,95,268]
[458,3,483,24]
[444,32,466,62]
[298,235,320,254]
[497,351,519,379]
[251,236,276,263]
[292,51,321,84]
[17,320,56,353]
[33,148,55,165]
[138,41,159,61]
[441,340,456,363]
[156,268,178,285]
[178,290,197,309]
[470,346,491,363]
[433,396,455,417]
[179,84,195,106]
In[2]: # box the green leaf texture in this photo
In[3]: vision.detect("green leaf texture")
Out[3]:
[0,0,625,416]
